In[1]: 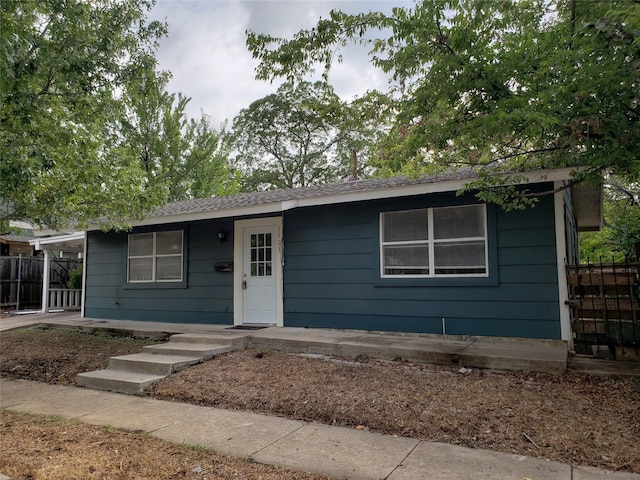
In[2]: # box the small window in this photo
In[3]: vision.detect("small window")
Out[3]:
[128,230,183,283]
[381,204,487,277]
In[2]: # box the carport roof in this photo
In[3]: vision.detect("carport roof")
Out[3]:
[29,232,85,253]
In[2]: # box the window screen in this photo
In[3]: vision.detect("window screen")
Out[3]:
[381,205,487,277]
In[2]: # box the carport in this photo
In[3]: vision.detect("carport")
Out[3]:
[29,232,85,314]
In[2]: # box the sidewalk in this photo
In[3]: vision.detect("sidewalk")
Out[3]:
[2,378,638,480]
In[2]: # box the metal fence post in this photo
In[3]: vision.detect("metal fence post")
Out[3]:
[16,254,22,311]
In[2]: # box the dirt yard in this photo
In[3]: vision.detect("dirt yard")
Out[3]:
[2,326,640,476]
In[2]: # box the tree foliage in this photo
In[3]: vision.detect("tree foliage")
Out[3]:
[116,63,236,202]
[1,0,234,230]
[580,177,640,262]
[231,81,390,190]
[246,0,640,206]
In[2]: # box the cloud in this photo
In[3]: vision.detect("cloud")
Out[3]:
[150,0,408,127]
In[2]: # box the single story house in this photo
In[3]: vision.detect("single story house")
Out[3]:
[82,168,601,345]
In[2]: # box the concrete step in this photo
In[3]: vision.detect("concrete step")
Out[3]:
[142,342,235,360]
[76,334,241,395]
[169,332,248,347]
[108,352,203,376]
[76,369,166,395]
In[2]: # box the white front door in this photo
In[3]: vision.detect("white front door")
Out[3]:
[234,218,282,326]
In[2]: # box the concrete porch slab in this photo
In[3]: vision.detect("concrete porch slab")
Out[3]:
[2,314,572,375]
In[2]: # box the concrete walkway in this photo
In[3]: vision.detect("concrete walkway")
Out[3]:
[2,378,638,480]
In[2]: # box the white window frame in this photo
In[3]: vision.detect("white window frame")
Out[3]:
[380,204,488,278]
[127,230,183,283]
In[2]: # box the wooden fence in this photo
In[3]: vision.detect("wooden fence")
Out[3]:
[0,256,82,311]
[566,261,639,361]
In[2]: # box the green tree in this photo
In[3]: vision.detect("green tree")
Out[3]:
[580,177,640,262]
[116,63,236,202]
[337,90,394,180]
[247,0,639,207]
[1,0,234,230]
[232,81,390,190]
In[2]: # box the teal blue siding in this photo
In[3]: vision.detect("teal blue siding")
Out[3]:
[282,191,561,339]
[84,219,235,324]
[84,187,562,338]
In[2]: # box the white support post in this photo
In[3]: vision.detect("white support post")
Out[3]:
[41,250,51,313]
[81,232,87,318]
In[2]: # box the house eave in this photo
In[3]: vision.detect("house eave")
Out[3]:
[88,167,581,230]
[572,180,604,232]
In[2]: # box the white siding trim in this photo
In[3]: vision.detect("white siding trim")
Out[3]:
[81,232,87,318]
[554,181,572,346]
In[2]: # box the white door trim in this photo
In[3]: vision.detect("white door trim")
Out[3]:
[233,217,283,326]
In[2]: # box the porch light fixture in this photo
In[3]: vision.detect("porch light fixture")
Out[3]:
[217,231,226,245]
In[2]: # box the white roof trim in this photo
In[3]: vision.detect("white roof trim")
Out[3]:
[29,232,85,251]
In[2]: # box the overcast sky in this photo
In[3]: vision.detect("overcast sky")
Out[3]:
[149,0,412,127]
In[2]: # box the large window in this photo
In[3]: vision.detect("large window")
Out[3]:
[128,230,183,283]
[380,204,487,277]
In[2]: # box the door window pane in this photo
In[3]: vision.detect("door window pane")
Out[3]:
[250,232,273,277]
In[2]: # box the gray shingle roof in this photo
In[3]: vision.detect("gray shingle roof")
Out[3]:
[149,170,480,218]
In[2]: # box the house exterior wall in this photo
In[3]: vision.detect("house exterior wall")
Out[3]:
[84,187,562,339]
[84,219,236,323]
[282,190,562,339]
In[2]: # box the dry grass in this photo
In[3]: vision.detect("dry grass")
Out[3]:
[148,349,640,473]
[0,326,162,385]
[0,410,331,480]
